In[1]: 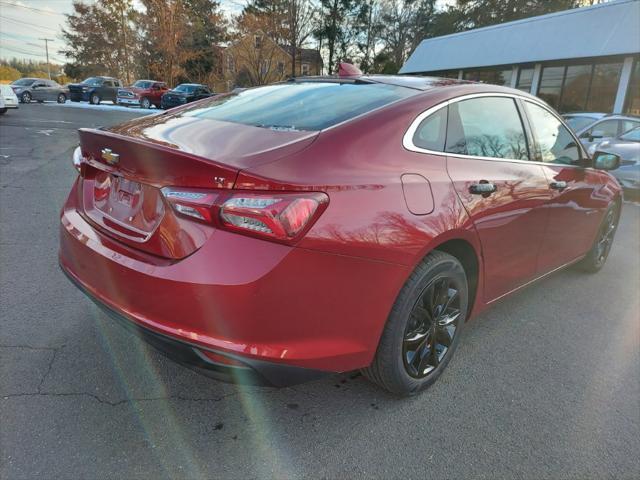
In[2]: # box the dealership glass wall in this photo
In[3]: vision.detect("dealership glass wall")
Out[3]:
[534,61,623,113]
[625,59,640,115]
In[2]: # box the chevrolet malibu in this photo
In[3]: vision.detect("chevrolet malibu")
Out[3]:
[59,73,622,395]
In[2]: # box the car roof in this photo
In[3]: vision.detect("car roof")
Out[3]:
[291,74,473,91]
[563,112,607,118]
[177,83,205,87]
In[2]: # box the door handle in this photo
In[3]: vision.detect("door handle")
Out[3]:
[550,181,568,190]
[469,182,497,196]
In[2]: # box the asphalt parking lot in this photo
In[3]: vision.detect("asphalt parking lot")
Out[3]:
[1,103,639,480]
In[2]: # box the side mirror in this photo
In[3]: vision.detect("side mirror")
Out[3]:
[593,151,620,171]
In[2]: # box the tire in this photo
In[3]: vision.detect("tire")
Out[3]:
[90,93,101,105]
[140,97,151,109]
[57,93,66,104]
[577,202,620,273]
[0,108,7,115]
[362,251,468,396]
[112,98,118,105]
[21,92,31,104]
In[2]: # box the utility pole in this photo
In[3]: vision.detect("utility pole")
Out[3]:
[39,38,54,80]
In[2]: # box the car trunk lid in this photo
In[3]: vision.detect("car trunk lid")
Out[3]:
[76,122,317,259]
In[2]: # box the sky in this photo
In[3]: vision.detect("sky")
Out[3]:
[0,0,454,65]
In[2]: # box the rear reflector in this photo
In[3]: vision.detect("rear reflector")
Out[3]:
[160,188,328,244]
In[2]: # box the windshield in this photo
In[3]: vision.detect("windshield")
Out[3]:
[619,126,640,142]
[565,116,597,132]
[11,79,35,87]
[82,77,103,86]
[173,84,198,93]
[133,80,153,89]
[185,82,416,131]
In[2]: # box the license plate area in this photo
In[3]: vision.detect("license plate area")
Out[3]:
[83,170,165,243]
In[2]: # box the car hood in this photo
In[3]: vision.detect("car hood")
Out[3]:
[103,108,319,170]
[165,90,191,96]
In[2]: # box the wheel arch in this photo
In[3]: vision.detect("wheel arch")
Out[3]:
[431,238,480,320]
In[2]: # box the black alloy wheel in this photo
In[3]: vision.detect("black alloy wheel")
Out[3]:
[21,91,31,103]
[579,202,620,273]
[362,250,468,396]
[403,276,462,378]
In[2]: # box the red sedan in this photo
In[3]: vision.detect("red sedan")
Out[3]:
[59,71,622,395]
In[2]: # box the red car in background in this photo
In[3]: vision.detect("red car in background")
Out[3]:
[117,79,167,109]
[59,71,622,396]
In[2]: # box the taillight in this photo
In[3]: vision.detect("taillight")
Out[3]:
[161,188,328,244]
[160,187,219,222]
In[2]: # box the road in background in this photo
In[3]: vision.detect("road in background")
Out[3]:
[1,104,639,479]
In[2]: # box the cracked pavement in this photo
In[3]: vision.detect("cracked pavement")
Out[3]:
[1,104,639,479]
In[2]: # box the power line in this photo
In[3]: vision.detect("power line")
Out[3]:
[0,14,60,34]
[0,1,65,16]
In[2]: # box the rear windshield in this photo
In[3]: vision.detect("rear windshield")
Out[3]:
[184,82,416,131]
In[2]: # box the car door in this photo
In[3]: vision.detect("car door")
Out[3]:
[442,95,552,301]
[522,101,607,274]
[31,81,47,101]
[102,80,114,100]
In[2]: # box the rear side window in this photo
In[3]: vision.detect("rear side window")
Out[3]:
[185,82,416,131]
[445,97,529,160]
[413,107,447,151]
[525,101,580,165]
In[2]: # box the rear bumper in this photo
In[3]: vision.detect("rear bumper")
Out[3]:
[60,265,327,386]
[59,178,408,376]
[117,97,140,106]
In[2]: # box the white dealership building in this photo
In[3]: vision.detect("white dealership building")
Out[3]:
[400,0,640,115]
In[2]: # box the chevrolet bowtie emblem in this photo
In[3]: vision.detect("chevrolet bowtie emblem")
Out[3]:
[101,148,120,165]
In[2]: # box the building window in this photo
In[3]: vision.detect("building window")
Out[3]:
[254,35,263,49]
[586,62,623,112]
[277,61,285,75]
[624,59,640,115]
[301,63,310,76]
[537,66,565,109]
[559,64,592,112]
[462,67,512,86]
[516,67,534,92]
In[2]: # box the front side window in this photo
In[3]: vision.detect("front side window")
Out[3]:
[412,107,447,151]
[581,119,619,139]
[525,101,580,165]
[445,97,529,160]
[133,80,153,89]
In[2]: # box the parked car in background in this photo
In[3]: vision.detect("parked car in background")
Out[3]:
[160,83,213,109]
[563,112,607,132]
[571,114,640,152]
[60,71,623,396]
[117,80,168,109]
[591,126,640,198]
[10,78,68,104]
[68,76,123,104]
[0,84,19,114]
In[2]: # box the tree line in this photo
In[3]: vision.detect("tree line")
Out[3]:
[59,0,598,87]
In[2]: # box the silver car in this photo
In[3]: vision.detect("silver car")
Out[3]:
[569,114,640,152]
[593,126,640,197]
[10,78,68,104]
